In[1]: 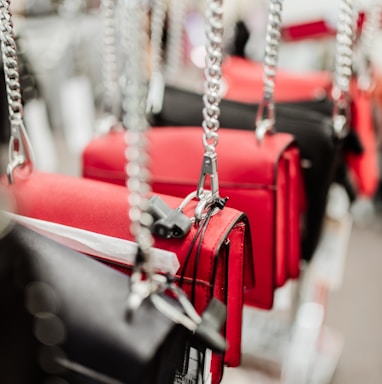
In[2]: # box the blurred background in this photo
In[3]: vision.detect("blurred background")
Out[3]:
[1,0,382,383]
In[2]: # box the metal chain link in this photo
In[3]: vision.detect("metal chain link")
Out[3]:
[0,0,34,183]
[356,0,382,90]
[332,0,355,137]
[121,0,155,302]
[360,1,382,60]
[334,0,354,94]
[201,0,224,155]
[100,0,119,116]
[146,0,167,113]
[150,0,167,82]
[255,0,283,141]
[165,0,188,81]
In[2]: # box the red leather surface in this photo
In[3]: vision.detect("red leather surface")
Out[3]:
[222,57,379,199]
[1,171,252,378]
[347,83,379,197]
[222,56,332,103]
[82,127,305,310]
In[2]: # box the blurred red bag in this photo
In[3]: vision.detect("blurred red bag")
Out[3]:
[221,55,379,198]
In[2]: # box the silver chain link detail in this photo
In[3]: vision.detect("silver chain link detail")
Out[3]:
[332,0,355,138]
[202,0,224,155]
[356,0,382,90]
[334,0,354,94]
[255,0,283,141]
[360,1,382,60]
[146,0,167,113]
[165,0,188,81]
[100,0,119,116]
[0,0,34,183]
[150,0,167,82]
[121,0,155,300]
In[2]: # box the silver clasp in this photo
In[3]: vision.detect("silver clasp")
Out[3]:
[195,153,220,222]
[331,86,350,139]
[7,120,35,184]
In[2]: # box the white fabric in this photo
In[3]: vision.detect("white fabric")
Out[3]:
[4,212,180,274]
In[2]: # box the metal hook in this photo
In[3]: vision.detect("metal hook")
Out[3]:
[7,121,35,184]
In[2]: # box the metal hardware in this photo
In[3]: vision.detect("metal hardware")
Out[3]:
[146,0,167,114]
[122,0,156,318]
[255,0,283,142]
[332,0,355,138]
[165,0,188,81]
[147,195,192,239]
[151,277,227,353]
[356,1,382,91]
[0,0,35,183]
[100,0,119,119]
[194,0,224,218]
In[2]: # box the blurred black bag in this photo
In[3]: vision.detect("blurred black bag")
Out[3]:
[0,220,188,384]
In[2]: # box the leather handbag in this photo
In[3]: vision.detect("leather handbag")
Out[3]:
[222,3,379,199]
[0,0,253,378]
[82,0,306,310]
[0,217,189,384]
[148,0,366,263]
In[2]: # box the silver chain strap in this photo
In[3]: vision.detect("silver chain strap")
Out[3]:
[255,0,283,142]
[100,0,119,117]
[332,0,355,138]
[122,0,156,315]
[165,0,188,81]
[0,0,34,183]
[146,0,167,114]
[150,0,167,82]
[357,0,382,90]
[194,0,224,215]
[201,0,223,155]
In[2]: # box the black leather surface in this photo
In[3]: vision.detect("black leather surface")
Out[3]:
[0,222,186,384]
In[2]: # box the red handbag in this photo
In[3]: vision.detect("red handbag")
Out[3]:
[222,55,332,103]
[221,4,379,199]
[82,0,306,309]
[2,171,253,375]
[83,126,304,309]
[0,1,254,381]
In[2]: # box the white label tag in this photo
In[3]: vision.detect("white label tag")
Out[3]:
[311,213,353,291]
[3,212,180,274]
[174,348,212,384]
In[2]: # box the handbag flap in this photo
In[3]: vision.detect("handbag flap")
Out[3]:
[0,221,186,384]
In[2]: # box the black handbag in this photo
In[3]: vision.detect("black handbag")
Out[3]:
[0,218,189,384]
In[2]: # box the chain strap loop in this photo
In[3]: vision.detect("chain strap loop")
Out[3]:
[255,0,283,142]
[332,0,355,138]
[100,0,119,118]
[146,0,167,114]
[195,0,224,214]
[356,0,382,90]
[165,0,188,81]
[0,0,34,183]
[122,0,157,317]
[200,0,223,154]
